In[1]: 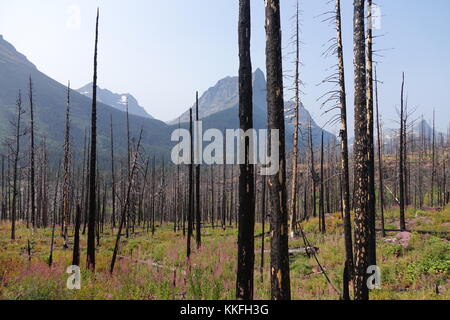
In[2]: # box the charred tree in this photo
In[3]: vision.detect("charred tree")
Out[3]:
[352,0,370,300]
[110,130,143,274]
[366,0,377,267]
[236,0,255,300]
[72,205,81,266]
[265,0,291,300]
[289,0,301,238]
[87,8,99,271]
[335,0,354,300]
[110,115,116,229]
[10,91,24,240]
[399,73,406,231]
[195,91,201,249]
[62,81,71,249]
[28,77,36,230]
[375,67,386,237]
[187,108,194,258]
[319,132,326,234]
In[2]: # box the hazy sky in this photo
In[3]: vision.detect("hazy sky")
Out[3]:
[0,0,449,134]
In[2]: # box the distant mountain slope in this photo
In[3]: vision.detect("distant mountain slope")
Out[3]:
[0,35,170,165]
[0,35,334,167]
[77,83,153,119]
[169,69,335,147]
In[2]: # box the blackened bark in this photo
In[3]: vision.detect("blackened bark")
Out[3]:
[352,0,370,300]
[336,0,354,300]
[236,0,255,300]
[187,108,193,258]
[62,81,71,249]
[49,162,61,267]
[399,73,406,231]
[375,67,386,237]
[289,1,300,238]
[260,172,267,281]
[87,8,99,271]
[72,205,81,266]
[110,115,116,229]
[265,0,291,300]
[431,110,436,207]
[366,0,377,267]
[110,131,143,274]
[28,77,36,230]
[11,91,23,240]
[195,92,202,249]
[320,132,326,234]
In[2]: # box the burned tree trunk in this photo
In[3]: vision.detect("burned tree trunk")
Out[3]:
[366,0,377,267]
[49,162,61,267]
[195,92,202,249]
[87,8,99,271]
[110,131,143,274]
[187,108,194,258]
[62,81,71,249]
[375,67,386,237]
[431,110,436,207]
[336,0,354,300]
[308,120,317,219]
[399,73,406,231]
[72,205,81,266]
[352,0,370,300]
[260,171,267,281]
[265,0,291,300]
[110,115,116,229]
[11,91,24,240]
[289,1,301,238]
[28,77,36,230]
[236,0,255,300]
[319,132,325,234]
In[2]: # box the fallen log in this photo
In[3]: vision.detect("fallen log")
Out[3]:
[257,247,319,256]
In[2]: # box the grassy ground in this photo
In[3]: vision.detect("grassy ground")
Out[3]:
[0,205,448,300]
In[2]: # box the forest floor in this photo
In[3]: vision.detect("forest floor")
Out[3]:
[0,205,449,300]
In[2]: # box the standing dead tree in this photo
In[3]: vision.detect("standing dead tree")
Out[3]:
[62,81,71,249]
[195,92,201,249]
[28,77,36,231]
[289,0,301,239]
[317,0,354,298]
[375,67,386,237]
[72,205,81,266]
[431,109,436,207]
[265,0,291,300]
[48,162,61,267]
[187,108,194,258]
[110,130,143,274]
[399,72,406,231]
[10,91,25,240]
[336,0,354,300]
[110,115,116,229]
[87,8,99,271]
[366,0,377,267]
[352,0,370,300]
[236,0,255,300]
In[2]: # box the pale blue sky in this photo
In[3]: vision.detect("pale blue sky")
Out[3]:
[0,0,449,134]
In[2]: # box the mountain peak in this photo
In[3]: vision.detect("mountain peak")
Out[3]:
[76,83,153,119]
[254,68,264,79]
